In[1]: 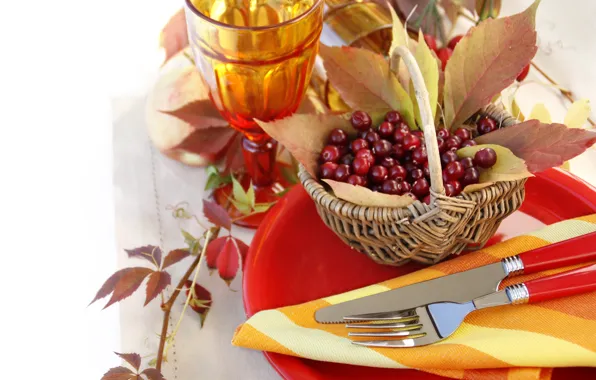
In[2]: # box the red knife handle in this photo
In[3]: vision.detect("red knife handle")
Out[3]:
[515,231,596,275]
[507,263,596,304]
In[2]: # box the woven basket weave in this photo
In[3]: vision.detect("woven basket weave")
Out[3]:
[299,47,526,266]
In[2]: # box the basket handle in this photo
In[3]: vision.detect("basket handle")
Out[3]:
[390,46,445,198]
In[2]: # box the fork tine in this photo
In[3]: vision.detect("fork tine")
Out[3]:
[348,328,423,338]
[345,320,420,329]
[352,338,418,348]
[343,308,416,321]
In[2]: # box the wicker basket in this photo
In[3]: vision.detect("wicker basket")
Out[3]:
[299,46,527,266]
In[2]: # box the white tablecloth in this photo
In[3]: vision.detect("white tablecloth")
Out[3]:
[108,1,596,379]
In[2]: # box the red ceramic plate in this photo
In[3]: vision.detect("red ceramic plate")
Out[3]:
[243,168,596,380]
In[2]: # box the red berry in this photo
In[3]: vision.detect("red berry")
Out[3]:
[461,140,477,148]
[403,152,413,162]
[410,168,425,181]
[352,157,371,176]
[389,165,407,181]
[477,116,497,135]
[371,184,382,193]
[365,131,380,144]
[403,134,422,151]
[460,157,474,169]
[401,182,411,194]
[474,148,497,168]
[436,47,453,71]
[391,144,406,160]
[412,130,425,140]
[319,162,338,179]
[351,110,372,131]
[445,161,465,181]
[441,150,458,167]
[454,128,471,141]
[447,180,462,196]
[516,64,530,82]
[369,165,388,184]
[378,122,395,138]
[437,137,447,153]
[372,139,393,157]
[423,194,431,205]
[355,148,375,165]
[437,128,450,140]
[320,145,341,163]
[334,164,352,182]
[381,179,401,195]
[403,162,417,173]
[385,110,402,125]
[446,135,463,151]
[442,170,449,183]
[423,161,431,177]
[412,147,428,165]
[351,138,369,152]
[412,178,430,197]
[347,174,366,187]
[379,157,397,168]
[340,153,354,165]
[328,128,348,145]
[447,35,463,50]
[444,182,456,196]
[397,122,410,132]
[357,128,372,139]
[393,129,409,144]
[461,167,480,186]
[423,34,438,51]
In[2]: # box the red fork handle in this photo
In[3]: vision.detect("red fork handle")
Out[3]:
[518,231,596,274]
[525,263,596,303]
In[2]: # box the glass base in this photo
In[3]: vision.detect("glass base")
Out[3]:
[212,164,291,229]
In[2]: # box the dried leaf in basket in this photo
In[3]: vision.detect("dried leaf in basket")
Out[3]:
[255,114,353,177]
[443,0,539,129]
[411,31,439,126]
[475,120,596,173]
[323,180,414,208]
[457,144,533,183]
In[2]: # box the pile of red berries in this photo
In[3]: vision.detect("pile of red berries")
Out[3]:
[318,110,498,204]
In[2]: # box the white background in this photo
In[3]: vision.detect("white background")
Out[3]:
[1,0,596,379]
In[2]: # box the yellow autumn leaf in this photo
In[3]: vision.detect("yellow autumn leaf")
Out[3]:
[388,5,408,70]
[411,31,439,127]
[529,103,552,123]
[323,179,415,208]
[457,144,533,183]
[564,99,591,129]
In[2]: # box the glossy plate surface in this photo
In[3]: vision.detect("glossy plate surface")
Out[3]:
[243,169,596,380]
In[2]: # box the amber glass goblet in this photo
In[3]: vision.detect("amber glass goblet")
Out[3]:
[185,0,324,227]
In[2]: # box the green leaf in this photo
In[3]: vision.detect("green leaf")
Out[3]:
[275,188,291,197]
[280,165,299,185]
[253,202,275,213]
[231,177,248,205]
[388,4,408,73]
[181,229,195,246]
[205,165,232,191]
[246,182,255,208]
[443,0,539,129]
[412,31,439,127]
[564,99,591,129]
[529,103,552,123]
[230,198,251,215]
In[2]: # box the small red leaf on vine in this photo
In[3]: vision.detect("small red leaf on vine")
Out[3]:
[205,236,228,271]
[142,368,166,380]
[103,267,154,309]
[101,366,136,380]
[223,134,245,174]
[162,249,191,269]
[202,199,232,230]
[90,270,125,306]
[125,246,162,269]
[145,271,171,306]
[217,238,241,286]
[115,352,141,371]
[235,238,250,269]
[159,8,189,64]
[185,280,212,326]
[161,99,228,129]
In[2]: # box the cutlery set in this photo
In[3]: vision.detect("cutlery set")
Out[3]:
[316,232,596,347]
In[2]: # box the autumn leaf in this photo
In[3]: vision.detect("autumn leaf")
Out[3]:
[101,267,154,309]
[442,0,475,24]
[411,31,439,126]
[159,8,189,64]
[162,249,191,269]
[476,120,596,172]
[90,270,126,306]
[323,179,415,208]
[391,0,446,41]
[216,237,242,285]
[318,45,416,128]
[443,1,539,129]
[457,144,532,182]
[475,0,501,21]
[205,236,228,270]
[142,368,166,380]
[101,366,136,380]
[161,99,227,129]
[185,280,212,326]
[223,134,244,174]
[144,271,171,306]
[389,5,409,67]
[564,99,591,129]
[125,246,162,268]
[256,113,353,177]
[202,199,232,230]
[115,353,141,371]
[529,103,551,123]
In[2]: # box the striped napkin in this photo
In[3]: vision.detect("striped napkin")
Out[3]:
[232,214,596,380]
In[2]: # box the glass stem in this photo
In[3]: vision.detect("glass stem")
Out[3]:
[242,135,277,187]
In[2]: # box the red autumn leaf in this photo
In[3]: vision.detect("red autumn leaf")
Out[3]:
[162,248,191,269]
[125,246,162,268]
[101,366,136,380]
[223,134,244,174]
[205,236,229,270]
[234,237,250,268]
[217,237,241,286]
[142,368,165,380]
[203,199,232,230]
[184,280,213,326]
[173,126,238,157]
[90,269,125,306]
[104,267,154,309]
[159,8,189,64]
[144,271,171,306]
[161,99,228,129]
[115,352,141,371]
[475,120,596,172]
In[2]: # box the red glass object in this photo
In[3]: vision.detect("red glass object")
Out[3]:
[526,263,596,303]
[244,168,596,380]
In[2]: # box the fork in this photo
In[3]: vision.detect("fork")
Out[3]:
[344,263,596,348]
